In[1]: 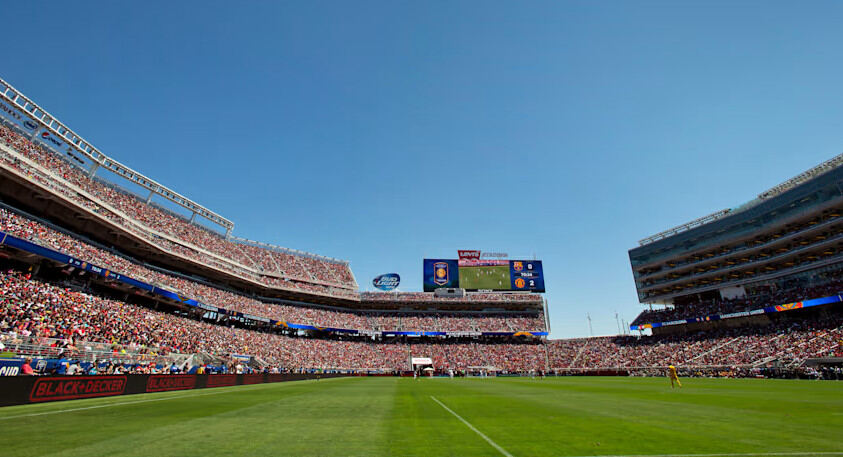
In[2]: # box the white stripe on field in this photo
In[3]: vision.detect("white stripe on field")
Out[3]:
[430,395,514,457]
[0,377,347,420]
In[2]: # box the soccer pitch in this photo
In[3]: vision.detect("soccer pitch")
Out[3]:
[460,265,511,290]
[1,377,841,457]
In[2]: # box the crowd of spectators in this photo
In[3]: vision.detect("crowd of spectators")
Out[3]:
[361,291,543,304]
[0,271,543,371]
[1,270,840,373]
[374,312,545,332]
[0,126,552,316]
[632,277,843,326]
[0,124,357,295]
[549,314,843,369]
[0,207,545,331]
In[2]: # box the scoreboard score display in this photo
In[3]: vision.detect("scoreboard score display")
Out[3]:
[423,258,545,292]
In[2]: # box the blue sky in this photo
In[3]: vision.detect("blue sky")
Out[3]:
[3,1,843,337]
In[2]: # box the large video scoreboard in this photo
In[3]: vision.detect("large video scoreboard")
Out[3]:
[423,258,545,292]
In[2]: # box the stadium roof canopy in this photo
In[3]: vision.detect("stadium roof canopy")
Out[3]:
[0,77,235,233]
[638,152,843,246]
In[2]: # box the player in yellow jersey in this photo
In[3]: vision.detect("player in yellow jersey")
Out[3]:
[668,364,682,388]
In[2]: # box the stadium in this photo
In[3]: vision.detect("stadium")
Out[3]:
[1,4,842,457]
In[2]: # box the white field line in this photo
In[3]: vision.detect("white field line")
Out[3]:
[0,377,348,420]
[429,395,514,457]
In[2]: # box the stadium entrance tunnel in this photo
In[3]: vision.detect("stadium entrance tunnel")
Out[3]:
[0,373,345,407]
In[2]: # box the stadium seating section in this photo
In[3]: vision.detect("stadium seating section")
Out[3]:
[632,277,843,326]
[0,207,545,333]
[0,125,356,298]
[2,271,840,373]
[2,121,841,376]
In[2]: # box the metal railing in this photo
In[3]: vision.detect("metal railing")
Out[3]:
[0,333,178,366]
[0,77,234,232]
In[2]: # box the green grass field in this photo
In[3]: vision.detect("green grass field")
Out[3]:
[1,377,841,457]
[459,265,511,290]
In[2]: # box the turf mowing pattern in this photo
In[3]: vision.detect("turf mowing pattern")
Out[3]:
[0,376,841,457]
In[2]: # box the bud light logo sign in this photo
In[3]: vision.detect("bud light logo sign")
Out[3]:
[373,273,400,291]
[0,359,23,376]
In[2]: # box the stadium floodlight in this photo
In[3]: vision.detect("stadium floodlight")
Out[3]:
[0,77,235,235]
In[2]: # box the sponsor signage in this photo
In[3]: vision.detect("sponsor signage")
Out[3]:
[458,250,508,259]
[0,99,37,132]
[243,374,264,385]
[0,373,342,407]
[629,293,843,331]
[458,250,481,260]
[146,375,197,392]
[372,273,400,291]
[446,331,482,337]
[35,130,66,152]
[0,359,23,376]
[29,376,127,402]
[206,375,237,388]
[411,357,433,365]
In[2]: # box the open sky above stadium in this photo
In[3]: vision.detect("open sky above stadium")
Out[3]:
[3,1,843,338]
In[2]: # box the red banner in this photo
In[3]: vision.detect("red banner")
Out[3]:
[206,374,237,388]
[146,375,197,392]
[458,250,481,260]
[30,376,127,402]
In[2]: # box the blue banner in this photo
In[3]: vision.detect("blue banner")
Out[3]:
[630,294,843,330]
[0,359,24,376]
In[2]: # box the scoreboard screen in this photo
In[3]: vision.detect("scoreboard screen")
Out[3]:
[423,259,545,292]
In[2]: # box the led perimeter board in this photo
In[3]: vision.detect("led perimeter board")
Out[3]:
[423,259,545,292]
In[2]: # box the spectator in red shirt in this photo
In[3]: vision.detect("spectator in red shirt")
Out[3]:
[20,357,35,375]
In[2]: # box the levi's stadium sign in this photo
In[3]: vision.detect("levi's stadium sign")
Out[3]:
[373,273,400,291]
[458,250,507,260]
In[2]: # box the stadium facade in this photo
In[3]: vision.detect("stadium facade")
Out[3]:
[0,77,548,342]
[629,154,843,333]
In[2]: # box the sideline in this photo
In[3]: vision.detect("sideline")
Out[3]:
[430,395,514,457]
[569,453,843,457]
[0,376,350,420]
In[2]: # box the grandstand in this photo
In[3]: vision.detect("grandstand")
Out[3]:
[0,78,549,380]
[4,2,843,454]
[1,76,842,382]
[627,154,843,344]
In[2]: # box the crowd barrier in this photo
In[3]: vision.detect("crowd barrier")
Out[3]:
[0,373,344,407]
